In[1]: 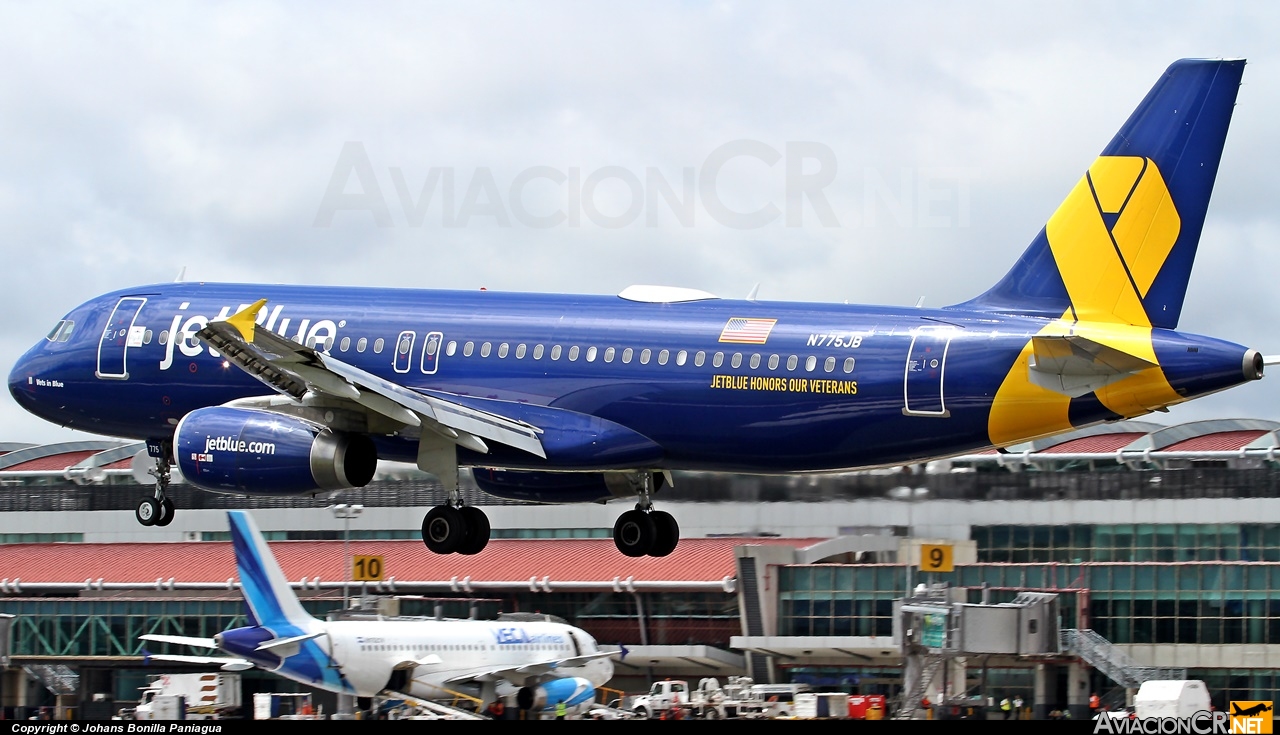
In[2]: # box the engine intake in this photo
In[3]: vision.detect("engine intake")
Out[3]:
[175,406,376,495]
[516,677,595,713]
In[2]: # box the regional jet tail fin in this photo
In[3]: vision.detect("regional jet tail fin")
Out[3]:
[951,58,1245,329]
[227,510,318,633]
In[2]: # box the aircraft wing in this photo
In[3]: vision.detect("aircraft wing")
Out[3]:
[1027,334,1157,398]
[442,650,618,685]
[195,300,545,459]
[144,653,254,672]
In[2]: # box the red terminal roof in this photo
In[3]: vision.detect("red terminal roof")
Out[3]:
[1039,433,1146,454]
[0,537,821,584]
[1162,430,1268,452]
[3,450,98,472]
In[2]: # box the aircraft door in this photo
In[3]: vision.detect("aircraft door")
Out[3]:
[420,331,443,375]
[393,330,415,373]
[903,328,952,417]
[96,297,147,380]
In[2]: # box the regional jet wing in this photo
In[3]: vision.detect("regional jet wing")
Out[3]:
[196,300,545,459]
[1027,334,1157,398]
[442,650,618,685]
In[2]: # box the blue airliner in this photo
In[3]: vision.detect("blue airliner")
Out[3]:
[8,59,1270,557]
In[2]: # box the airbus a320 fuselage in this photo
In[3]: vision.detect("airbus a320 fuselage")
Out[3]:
[9,58,1267,558]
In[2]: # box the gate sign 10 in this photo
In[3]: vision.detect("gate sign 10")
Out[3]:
[353,555,384,581]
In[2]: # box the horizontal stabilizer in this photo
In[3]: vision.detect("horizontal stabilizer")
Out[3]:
[146,653,253,672]
[255,631,324,658]
[139,634,217,649]
[1028,334,1156,397]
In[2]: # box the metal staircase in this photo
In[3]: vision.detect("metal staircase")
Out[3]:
[1061,629,1185,688]
[893,655,945,720]
[23,664,79,696]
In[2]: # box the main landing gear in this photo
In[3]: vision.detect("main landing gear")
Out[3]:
[613,474,679,558]
[421,486,490,555]
[136,455,175,528]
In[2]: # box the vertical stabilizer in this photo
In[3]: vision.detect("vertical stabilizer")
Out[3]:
[228,510,316,632]
[952,59,1244,328]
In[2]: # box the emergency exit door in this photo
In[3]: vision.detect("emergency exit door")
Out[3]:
[903,328,952,417]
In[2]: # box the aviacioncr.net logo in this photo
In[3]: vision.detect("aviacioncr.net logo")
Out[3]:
[1093,711,1227,734]
[1230,701,1273,734]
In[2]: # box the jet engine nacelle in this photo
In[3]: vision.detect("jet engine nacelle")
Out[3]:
[516,677,596,716]
[174,406,377,495]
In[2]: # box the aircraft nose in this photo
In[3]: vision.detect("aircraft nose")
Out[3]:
[8,351,35,407]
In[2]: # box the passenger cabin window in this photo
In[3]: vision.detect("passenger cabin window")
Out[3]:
[713,352,724,368]
[844,357,855,373]
[749,353,761,369]
[768,354,779,370]
[463,341,474,357]
[825,356,837,372]
[787,355,798,370]
[534,344,544,359]
[142,329,152,345]
[805,355,817,371]
[640,349,651,365]
[498,343,509,358]
[604,347,615,363]
[568,345,580,361]
[676,350,687,366]
[695,351,705,367]
[358,337,369,353]
[481,342,492,357]
[374,338,385,354]
[551,345,562,360]
[657,349,669,365]
[731,353,742,368]
[586,346,597,362]
[159,330,168,345]
[340,337,351,352]
[622,347,633,363]
[444,340,454,356]
[516,343,526,359]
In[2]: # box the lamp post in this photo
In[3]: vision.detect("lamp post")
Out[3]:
[330,503,364,609]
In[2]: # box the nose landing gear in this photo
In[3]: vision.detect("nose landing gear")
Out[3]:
[135,454,175,527]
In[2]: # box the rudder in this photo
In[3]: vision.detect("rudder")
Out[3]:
[953,58,1244,329]
[228,510,316,632]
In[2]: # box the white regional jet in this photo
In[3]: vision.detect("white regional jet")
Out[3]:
[140,510,616,717]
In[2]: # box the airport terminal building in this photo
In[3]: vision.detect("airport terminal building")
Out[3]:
[2,418,1280,718]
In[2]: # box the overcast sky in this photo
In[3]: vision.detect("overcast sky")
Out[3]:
[1,1,1279,446]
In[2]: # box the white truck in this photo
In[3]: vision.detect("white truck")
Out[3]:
[629,677,780,719]
[1134,680,1212,720]
[132,673,242,720]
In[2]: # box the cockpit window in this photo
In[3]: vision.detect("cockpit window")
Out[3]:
[46,320,66,341]
[57,321,75,342]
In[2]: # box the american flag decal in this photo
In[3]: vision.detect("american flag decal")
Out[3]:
[719,317,778,344]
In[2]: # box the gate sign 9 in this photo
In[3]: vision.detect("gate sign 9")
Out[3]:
[919,544,953,573]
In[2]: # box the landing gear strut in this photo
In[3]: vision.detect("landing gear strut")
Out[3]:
[421,487,490,555]
[613,473,679,557]
[136,455,175,527]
